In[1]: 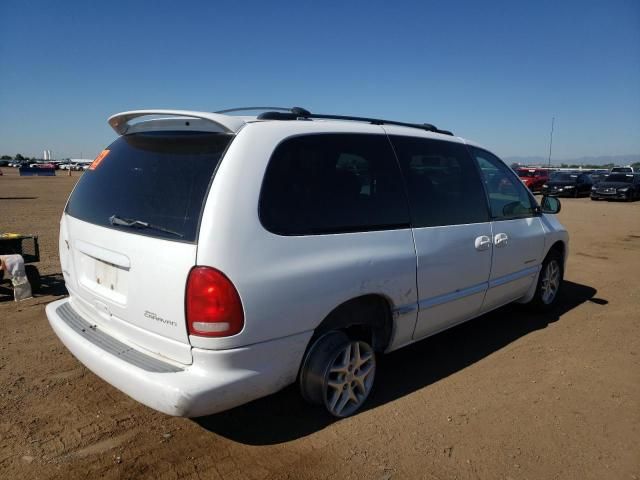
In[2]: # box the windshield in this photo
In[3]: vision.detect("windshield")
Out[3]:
[605,174,633,183]
[517,170,537,178]
[551,173,577,181]
[65,131,233,242]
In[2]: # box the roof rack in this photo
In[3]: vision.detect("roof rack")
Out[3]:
[214,106,294,114]
[255,107,454,136]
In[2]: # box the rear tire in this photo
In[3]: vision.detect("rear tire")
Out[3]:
[299,331,376,418]
[25,265,41,293]
[525,250,564,312]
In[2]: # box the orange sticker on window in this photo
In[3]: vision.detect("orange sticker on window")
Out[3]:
[89,149,110,170]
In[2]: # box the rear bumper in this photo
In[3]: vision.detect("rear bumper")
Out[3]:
[46,298,312,417]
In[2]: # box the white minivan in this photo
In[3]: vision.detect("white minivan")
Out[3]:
[46,108,568,418]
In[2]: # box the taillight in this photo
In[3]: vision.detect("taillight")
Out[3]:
[185,267,244,337]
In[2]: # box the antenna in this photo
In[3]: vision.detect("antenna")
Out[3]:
[547,116,555,167]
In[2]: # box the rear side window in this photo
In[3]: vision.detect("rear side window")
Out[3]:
[259,134,410,235]
[388,136,490,227]
[66,131,233,242]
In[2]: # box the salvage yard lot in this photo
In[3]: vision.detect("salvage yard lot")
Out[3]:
[1,166,639,480]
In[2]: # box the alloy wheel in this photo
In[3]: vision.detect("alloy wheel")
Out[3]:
[324,340,376,417]
[540,260,561,304]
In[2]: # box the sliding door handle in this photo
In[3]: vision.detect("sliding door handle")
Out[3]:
[494,233,509,247]
[474,235,492,251]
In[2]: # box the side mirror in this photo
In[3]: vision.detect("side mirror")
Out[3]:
[541,195,561,214]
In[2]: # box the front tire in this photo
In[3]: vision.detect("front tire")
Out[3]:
[526,250,564,311]
[299,331,376,417]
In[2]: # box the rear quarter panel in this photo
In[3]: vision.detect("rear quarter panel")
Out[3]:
[194,122,418,350]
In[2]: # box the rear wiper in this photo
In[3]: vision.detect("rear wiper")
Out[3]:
[109,214,184,238]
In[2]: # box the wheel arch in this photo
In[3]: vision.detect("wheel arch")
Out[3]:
[547,239,567,268]
[310,294,394,354]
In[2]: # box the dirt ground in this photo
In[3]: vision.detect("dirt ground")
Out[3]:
[1,166,638,480]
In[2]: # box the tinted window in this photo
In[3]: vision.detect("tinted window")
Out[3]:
[577,174,592,184]
[389,136,489,227]
[470,147,536,219]
[259,134,410,235]
[606,174,633,183]
[66,131,233,242]
[552,172,578,181]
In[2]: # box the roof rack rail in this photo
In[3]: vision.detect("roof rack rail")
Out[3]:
[256,107,453,136]
[214,106,295,114]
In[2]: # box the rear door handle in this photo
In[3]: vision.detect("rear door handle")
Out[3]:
[494,233,509,247]
[474,235,492,251]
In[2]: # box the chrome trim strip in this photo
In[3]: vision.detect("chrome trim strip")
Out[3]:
[74,239,131,269]
[393,266,540,316]
[418,282,488,310]
[56,302,183,373]
[489,265,540,288]
[393,304,419,316]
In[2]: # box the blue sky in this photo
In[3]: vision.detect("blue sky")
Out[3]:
[1,0,638,161]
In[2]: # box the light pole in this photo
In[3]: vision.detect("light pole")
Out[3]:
[547,117,555,167]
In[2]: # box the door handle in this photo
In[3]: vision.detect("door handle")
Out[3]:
[494,233,509,247]
[474,235,491,251]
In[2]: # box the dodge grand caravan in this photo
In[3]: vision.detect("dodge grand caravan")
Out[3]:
[46,107,569,418]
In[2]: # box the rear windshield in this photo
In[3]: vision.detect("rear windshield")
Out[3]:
[66,131,233,242]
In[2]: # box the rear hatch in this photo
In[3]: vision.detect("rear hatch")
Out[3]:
[60,131,233,364]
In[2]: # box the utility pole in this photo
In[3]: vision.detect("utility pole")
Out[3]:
[547,116,555,167]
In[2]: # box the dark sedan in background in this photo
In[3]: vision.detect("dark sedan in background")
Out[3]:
[541,172,593,197]
[591,173,640,201]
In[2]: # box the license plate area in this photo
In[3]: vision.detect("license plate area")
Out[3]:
[77,253,128,305]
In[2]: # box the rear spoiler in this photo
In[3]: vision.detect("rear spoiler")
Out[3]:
[108,110,247,135]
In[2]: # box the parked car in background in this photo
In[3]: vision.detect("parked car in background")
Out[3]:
[591,173,640,201]
[589,170,609,185]
[61,163,82,171]
[542,172,593,197]
[516,168,550,193]
[46,107,569,418]
[610,166,634,174]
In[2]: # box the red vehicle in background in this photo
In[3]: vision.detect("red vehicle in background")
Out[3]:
[517,168,550,193]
